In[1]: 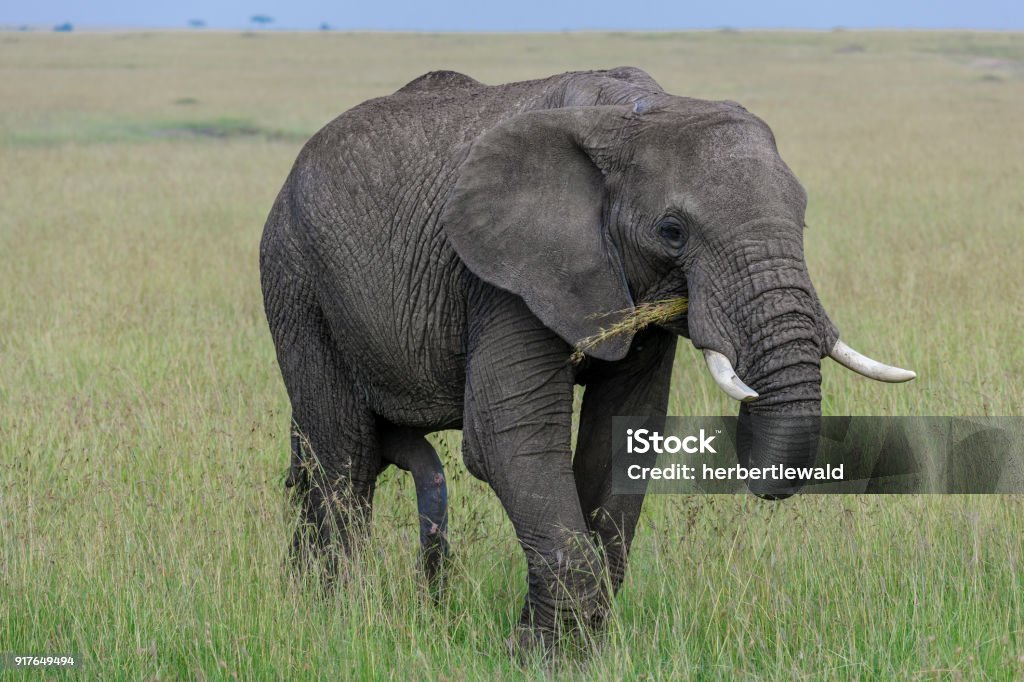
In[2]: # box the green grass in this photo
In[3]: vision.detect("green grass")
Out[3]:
[1,30,1023,679]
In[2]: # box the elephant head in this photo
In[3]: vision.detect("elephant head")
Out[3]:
[442,96,914,497]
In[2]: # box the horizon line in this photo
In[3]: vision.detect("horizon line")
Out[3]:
[3,25,1023,33]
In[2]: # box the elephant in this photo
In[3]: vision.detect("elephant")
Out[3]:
[259,66,915,652]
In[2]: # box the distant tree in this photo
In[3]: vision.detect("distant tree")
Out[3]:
[187,19,206,29]
[250,15,274,29]
[320,22,331,31]
[53,22,73,32]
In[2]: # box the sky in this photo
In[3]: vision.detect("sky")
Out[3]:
[3,0,1022,31]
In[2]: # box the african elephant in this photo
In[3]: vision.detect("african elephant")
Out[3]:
[259,67,914,652]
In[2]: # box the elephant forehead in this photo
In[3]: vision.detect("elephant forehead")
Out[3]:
[694,117,777,156]
[695,156,806,204]
[623,151,806,222]
[630,102,773,147]
[624,117,777,179]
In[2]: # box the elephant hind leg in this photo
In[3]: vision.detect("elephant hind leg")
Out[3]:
[380,427,450,594]
[282,337,379,578]
[265,273,379,579]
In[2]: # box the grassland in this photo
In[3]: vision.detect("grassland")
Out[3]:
[1,30,1023,679]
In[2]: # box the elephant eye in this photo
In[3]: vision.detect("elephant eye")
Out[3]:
[656,217,687,249]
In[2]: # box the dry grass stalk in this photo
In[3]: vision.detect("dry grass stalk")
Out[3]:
[571,297,688,363]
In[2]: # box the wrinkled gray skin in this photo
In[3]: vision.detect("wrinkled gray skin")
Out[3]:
[260,67,839,651]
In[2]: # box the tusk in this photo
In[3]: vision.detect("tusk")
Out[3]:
[703,350,759,402]
[829,340,916,383]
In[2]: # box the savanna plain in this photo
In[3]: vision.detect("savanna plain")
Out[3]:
[1,30,1023,679]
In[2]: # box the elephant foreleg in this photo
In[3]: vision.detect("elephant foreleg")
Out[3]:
[463,287,605,653]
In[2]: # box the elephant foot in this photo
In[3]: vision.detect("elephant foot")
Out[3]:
[506,620,609,665]
[420,534,451,601]
[287,520,368,591]
[506,625,558,663]
[507,548,612,662]
[284,472,374,593]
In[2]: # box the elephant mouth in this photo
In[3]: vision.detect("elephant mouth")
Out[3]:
[572,297,688,363]
[657,313,689,338]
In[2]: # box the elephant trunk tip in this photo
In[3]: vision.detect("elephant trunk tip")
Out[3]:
[736,408,822,499]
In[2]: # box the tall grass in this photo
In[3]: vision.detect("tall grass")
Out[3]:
[1,31,1022,678]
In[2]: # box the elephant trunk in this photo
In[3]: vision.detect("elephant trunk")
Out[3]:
[734,330,823,499]
[689,265,829,498]
[692,277,915,498]
[685,220,911,498]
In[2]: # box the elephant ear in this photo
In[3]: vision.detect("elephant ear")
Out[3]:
[441,106,636,361]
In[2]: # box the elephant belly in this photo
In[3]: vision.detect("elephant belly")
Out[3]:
[347,320,467,430]
[317,252,469,431]
[364,379,465,431]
